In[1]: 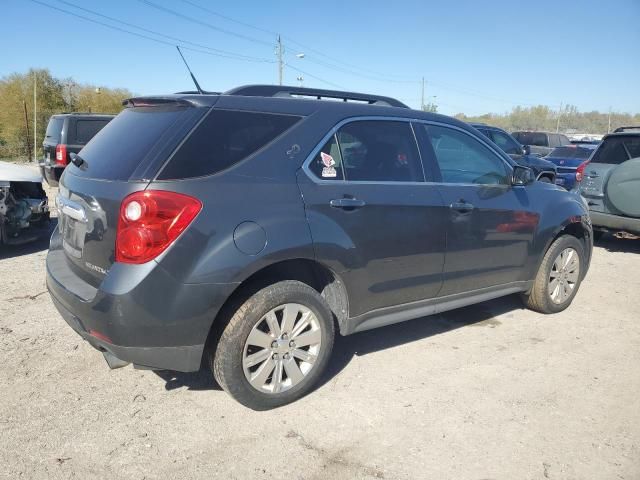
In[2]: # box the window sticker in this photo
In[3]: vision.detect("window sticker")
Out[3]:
[320,152,337,178]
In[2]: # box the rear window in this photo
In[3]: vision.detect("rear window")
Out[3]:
[513,132,548,147]
[591,136,640,165]
[69,105,202,181]
[158,110,301,180]
[74,119,111,144]
[548,147,592,159]
[44,117,64,143]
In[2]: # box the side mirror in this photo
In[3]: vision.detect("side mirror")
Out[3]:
[512,165,535,186]
[522,145,531,155]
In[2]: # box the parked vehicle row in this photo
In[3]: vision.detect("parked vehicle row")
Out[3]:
[46,85,593,409]
[470,124,557,183]
[512,131,572,157]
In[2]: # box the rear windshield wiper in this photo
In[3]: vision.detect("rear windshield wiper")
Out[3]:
[70,153,87,168]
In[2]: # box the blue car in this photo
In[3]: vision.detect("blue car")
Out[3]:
[545,144,597,190]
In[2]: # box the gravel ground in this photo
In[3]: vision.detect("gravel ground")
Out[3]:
[1,180,639,480]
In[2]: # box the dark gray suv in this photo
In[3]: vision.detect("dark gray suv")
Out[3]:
[47,86,593,409]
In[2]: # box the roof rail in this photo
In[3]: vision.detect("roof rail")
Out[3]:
[613,126,640,133]
[224,85,409,108]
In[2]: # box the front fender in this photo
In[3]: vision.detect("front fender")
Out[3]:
[526,190,593,281]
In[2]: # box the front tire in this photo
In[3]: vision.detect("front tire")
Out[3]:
[522,235,585,314]
[211,280,335,410]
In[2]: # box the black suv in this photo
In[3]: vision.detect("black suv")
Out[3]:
[46,86,593,409]
[470,123,557,183]
[40,113,114,186]
[512,131,572,157]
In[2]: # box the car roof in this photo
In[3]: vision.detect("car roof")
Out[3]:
[603,131,640,139]
[125,84,472,130]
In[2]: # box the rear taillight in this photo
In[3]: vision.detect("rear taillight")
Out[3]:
[575,160,589,182]
[55,144,68,166]
[115,191,202,264]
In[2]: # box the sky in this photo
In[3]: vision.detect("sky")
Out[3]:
[2,0,639,116]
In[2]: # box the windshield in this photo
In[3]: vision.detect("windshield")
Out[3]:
[513,132,547,146]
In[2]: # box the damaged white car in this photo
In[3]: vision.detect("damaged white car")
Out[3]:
[0,161,50,245]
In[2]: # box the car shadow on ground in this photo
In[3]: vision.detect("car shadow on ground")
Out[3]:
[594,233,640,254]
[0,218,57,260]
[153,294,526,393]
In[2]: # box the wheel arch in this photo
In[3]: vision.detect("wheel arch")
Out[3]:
[203,258,349,361]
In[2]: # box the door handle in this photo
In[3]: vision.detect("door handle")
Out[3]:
[329,198,366,210]
[450,201,475,213]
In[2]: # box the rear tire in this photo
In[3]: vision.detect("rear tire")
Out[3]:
[211,280,335,410]
[538,176,552,183]
[522,235,585,314]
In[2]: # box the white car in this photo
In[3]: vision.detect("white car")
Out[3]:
[0,162,50,245]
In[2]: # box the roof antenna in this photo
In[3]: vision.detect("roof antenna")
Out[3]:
[176,46,203,94]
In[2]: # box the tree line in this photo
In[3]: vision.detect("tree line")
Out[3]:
[1,69,638,161]
[454,105,640,135]
[0,69,132,160]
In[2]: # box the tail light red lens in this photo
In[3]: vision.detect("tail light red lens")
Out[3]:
[575,160,589,182]
[55,144,68,166]
[116,190,202,264]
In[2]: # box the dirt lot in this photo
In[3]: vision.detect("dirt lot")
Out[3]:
[1,180,639,480]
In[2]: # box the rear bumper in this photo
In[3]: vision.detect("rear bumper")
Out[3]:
[590,211,640,235]
[555,173,577,191]
[39,162,64,186]
[46,229,237,372]
[49,294,204,371]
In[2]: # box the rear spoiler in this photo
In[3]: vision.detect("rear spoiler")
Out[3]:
[122,96,215,108]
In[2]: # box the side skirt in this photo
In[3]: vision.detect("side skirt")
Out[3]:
[342,281,532,335]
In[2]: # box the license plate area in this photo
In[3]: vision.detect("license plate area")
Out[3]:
[57,195,88,258]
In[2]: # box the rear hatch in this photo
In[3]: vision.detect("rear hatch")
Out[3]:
[43,116,64,165]
[55,99,209,287]
[581,134,640,213]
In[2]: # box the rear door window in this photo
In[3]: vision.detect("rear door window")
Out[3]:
[591,136,640,165]
[74,119,112,144]
[44,117,64,144]
[158,110,301,179]
[335,121,424,182]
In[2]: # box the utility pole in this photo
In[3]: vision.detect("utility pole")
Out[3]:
[421,77,425,110]
[276,35,284,86]
[556,101,563,133]
[33,71,37,162]
[607,107,612,133]
[23,101,32,162]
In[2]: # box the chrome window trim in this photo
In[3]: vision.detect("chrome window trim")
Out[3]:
[301,116,514,187]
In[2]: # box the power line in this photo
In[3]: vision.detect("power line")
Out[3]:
[28,0,275,64]
[54,0,273,62]
[285,65,346,90]
[137,0,273,47]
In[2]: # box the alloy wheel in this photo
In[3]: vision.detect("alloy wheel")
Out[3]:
[242,303,322,394]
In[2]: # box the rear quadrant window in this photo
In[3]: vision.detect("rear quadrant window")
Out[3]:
[335,121,424,182]
[159,110,301,179]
